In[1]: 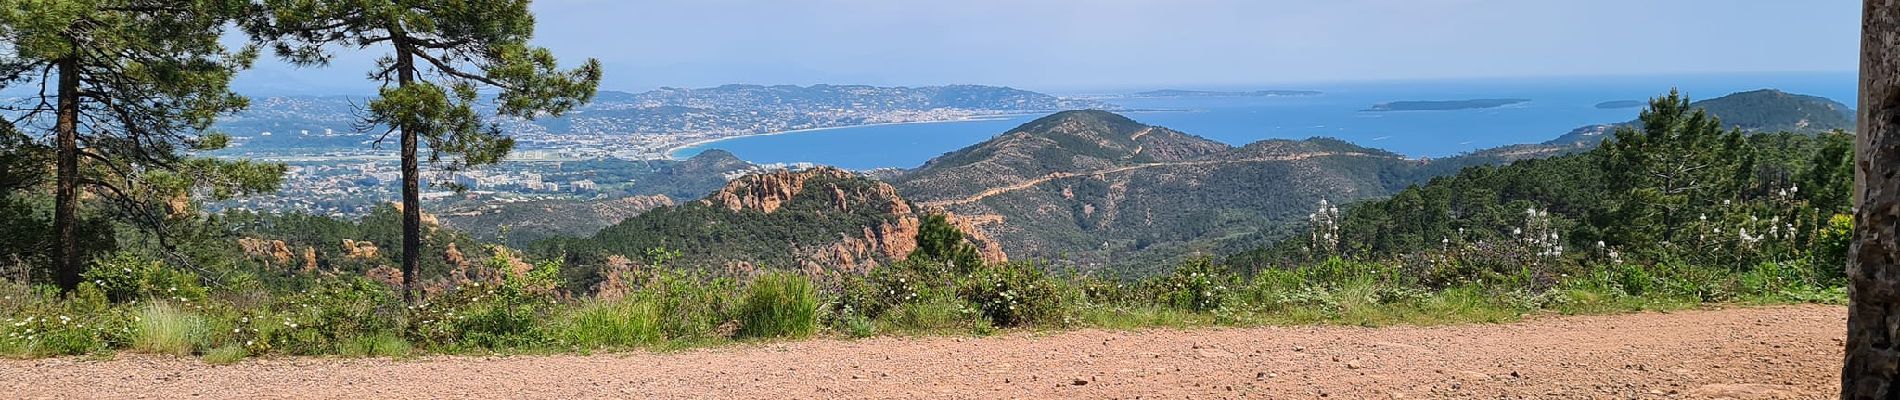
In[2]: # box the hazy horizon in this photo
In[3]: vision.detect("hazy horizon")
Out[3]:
[231,0,1860,96]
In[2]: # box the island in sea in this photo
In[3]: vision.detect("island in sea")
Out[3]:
[1126,89,1323,98]
[1595,100,1644,109]
[1364,98,1530,111]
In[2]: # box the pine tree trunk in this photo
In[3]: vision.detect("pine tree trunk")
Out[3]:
[395,39,421,304]
[1844,1,1900,397]
[52,56,81,292]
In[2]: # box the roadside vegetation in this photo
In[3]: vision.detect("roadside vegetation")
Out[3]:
[0,75,1854,364]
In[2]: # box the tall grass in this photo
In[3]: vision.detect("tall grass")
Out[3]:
[132,303,208,356]
[553,300,660,349]
[735,273,818,339]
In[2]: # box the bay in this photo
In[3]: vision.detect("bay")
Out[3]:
[671,72,1857,170]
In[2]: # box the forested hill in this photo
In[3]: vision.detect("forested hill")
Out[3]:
[1229,91,1856,275]
[894,110,1423,273]
[1545,89,1853,146]
[532,167,1007,284]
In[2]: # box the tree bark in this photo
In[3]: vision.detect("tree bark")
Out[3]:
[394,36,421,304]
[52,56,82,292]
[1844,1,1900,397]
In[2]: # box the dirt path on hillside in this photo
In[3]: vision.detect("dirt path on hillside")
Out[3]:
[0,305,1844,399]
[917,151,1395,208]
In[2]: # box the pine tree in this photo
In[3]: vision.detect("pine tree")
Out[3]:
[1597,89,1750,248]
[910,214,985,273]
[0,0,285,291]
[249,0,601,301]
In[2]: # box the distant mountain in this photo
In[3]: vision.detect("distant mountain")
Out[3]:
[1594,100,1643,109]
[1547,89,1854,145]
[538,167,1006,275]
[894,110,1422,272]
[1128,89,1322,98]
[210,84,1113,158]
[1365,98,1529,112]
[1690,89,1854,132]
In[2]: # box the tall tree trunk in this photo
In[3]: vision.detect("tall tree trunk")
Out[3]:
[52,56,81,292]
[1844,1,1900,397]
[394,39,421,304]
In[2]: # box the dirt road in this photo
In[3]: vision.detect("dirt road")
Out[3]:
[1,305,1843,399]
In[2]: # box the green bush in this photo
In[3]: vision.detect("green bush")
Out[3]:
[0,282,129,356]
[735,272,818,339]
[1149,257,1236,312]
[84,252,207,303]
[633,270,739,341]
[833,259,949,320]
[956,262,1067,327]
[409,257,566,351]
[245,277,404,355]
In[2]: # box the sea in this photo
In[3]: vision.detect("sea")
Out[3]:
[670,72,1858,170]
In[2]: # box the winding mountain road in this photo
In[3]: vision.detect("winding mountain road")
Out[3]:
[916,151,1395,208]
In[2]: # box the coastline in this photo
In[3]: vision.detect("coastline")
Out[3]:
[660,112,1044,160]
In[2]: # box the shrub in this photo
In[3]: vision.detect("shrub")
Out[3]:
[84,252,208,303]
[1150,257,1235,312]
[634,270,738,341]
[956,262,1067,327]
[1813,214,1852,283]
[836,311,876,338]
[735,272,818,339]
[244,277,403,355]
[834,259,949,320]
[0,283,130,356]
[409,257,566,351]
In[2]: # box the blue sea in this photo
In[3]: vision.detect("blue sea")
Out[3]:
[672,72,1857,170]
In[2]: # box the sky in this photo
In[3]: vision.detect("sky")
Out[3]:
[233,0,1862,95]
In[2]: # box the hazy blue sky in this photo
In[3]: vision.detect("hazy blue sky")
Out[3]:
[235,0,1860,94]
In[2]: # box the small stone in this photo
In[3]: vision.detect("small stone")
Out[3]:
[1346,361,1364,370]
[1072,378,1090,386]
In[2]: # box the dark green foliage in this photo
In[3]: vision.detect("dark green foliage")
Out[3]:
[0,0,287,290]
[406,257,564,350]
[1599,89,1752,247]
[735,272,818,339]
[537,169,908,283]
[1235,91,1857,281]
[956,262,1068,327]
[247,277,405,355]
[250,0,601,300]
[1146,257,1238,312]
[82,252,208,303]
[911,214,984,273]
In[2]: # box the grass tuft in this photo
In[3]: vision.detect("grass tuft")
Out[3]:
[735,273,818,339]
[132,303,207,356]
